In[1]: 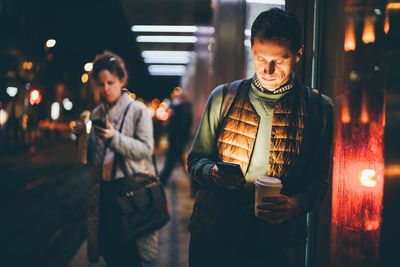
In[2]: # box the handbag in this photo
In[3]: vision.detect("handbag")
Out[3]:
[109,102,170,241]
[111,168,170,239]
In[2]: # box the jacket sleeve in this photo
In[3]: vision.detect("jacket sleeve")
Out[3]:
[294,95,333,212]
[187,86,224,188]
[109,103,154,160]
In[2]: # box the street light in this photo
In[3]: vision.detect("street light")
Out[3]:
[0,109,8,126]
[81,73,89,83]
[63,98,73,111]
[6,87,18,97]
[46,39,56,48]
[51,102,60,120]
[29,89,42,105]
[84,62,93,72]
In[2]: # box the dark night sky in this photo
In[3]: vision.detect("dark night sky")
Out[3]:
[0,0,180,102]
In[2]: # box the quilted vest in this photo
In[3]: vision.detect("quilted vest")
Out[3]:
[216,81,307,180]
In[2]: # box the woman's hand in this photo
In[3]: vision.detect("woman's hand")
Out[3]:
[256,195,301,224]
[94,120,115,139]
[210,165,244,189]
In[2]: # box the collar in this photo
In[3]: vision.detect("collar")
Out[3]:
[252,72,295,94]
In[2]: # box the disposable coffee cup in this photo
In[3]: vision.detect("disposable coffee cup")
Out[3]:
[254,176,282,217]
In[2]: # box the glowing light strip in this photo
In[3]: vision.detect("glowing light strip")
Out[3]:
[387,3,400,10]
[144,57,190,64]
[148,65,186,76]
[246,0,285,5]
[385,164,400,177]
[136,35,198,43]
[132,25,198,33]
[141,50,191,58]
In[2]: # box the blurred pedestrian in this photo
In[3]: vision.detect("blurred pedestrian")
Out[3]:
[159,87,193,188]
[72,51,154,267]
[187,8,333,267]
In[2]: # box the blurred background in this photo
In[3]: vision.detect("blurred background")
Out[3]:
[0,0,399,267]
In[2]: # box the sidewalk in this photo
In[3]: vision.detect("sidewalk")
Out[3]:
[68,153,195,267]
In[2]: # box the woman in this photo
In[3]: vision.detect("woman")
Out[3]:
[73,51,154,267]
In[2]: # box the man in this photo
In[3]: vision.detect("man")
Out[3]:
[187,8,333,267]
[160,87,193,186]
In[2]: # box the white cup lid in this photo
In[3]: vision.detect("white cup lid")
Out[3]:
[254,176,282,188]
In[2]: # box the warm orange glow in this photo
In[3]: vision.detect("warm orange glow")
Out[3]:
[129,92,136,100]
[362,15,376,44]
[384,12,390,34]
[385,164,400,177]
[382,100,386,128]
[171,87,183,98]
[344,17,356,51]
[365,220,380,231]
[0,109,8,126]
[387,3,400,10]
[30,90,42,105]
[69,121,76,129]
[31,91,39,100]
[160,102,169,109]
[332,92,384,265]
[361,92,369,123]
[22,61,33,70]
[361,169,377,187]
[152,98,160,107]
[341,98,351,123]
[155,107,169,121]
[81,73,89,83]
[22,114,28,130]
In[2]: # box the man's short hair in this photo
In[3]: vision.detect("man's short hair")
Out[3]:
[251,8,302,53]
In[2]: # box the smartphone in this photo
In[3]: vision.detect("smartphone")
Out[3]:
[91,119,107,129]
[216,162,244,178]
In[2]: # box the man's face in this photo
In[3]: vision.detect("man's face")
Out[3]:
[252,37,301,91]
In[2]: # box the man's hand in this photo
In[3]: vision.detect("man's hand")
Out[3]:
[210,165,244,189]
[256,195,302,224]
[94,120,115,139]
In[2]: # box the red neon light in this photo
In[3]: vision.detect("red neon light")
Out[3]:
[331,102,384,266]
[365,220,380,231]
[332,5,385,265]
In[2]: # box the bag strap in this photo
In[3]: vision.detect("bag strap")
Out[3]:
[219,79,244,122]
[110,102,158,179]
[110,102,132,180]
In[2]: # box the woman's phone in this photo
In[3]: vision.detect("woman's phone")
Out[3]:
[216,162,244,178]
[91,119,107,129]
